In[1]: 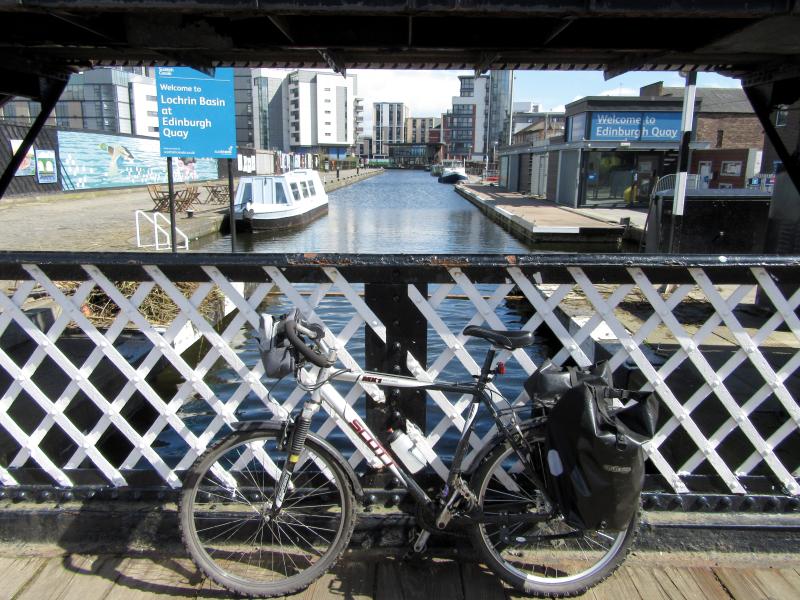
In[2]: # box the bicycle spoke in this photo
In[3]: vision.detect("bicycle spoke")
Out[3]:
[183,431,353,595]
[472,437,634,593]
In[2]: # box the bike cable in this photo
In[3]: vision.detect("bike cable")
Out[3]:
[296,368,352,393]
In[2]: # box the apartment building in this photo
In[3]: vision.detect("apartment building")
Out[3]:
[405,117,441,144]
[245,68,358,156]
[0,67,159,137]
[354,97,365,144]
[443,75,487,159]
[442,71,512,161]
[285,71,356,157]
[252,73,289,151]
[373,102,409,156]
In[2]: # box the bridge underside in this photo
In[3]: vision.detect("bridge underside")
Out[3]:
[0,1,799,103]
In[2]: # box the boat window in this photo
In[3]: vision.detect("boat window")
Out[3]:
[261,179,274,204]
[299,181,310,198]
[240,182,252,204]
[308,180,316,195]
[275,182,288,204]
[289,183,301,201]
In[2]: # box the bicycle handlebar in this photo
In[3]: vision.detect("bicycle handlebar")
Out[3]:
[284,318,336,368]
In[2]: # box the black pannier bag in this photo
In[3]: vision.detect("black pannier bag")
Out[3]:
[525,360,613,413]
[544,383,658,531]
[258,311,297,379]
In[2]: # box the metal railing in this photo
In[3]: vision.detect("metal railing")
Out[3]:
[0,252,799,511]
[134,210,189,251]
[650,173,702,200]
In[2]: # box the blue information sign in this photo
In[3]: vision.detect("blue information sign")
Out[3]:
[589,111,681,142]
[155,67,236,158]
[640,112,681,141]
[591,111,642,141]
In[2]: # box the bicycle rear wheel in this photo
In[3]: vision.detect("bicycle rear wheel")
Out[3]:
[469,427,638,597]
[180,429,356,597]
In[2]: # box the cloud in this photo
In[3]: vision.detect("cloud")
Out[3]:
[597,86,639,97]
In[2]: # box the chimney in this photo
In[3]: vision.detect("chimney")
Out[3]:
[640,82,664,97]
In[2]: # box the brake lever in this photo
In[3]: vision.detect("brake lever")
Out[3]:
[296,320,337,366]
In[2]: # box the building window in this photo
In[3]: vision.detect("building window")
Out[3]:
[776,108,788,127]
[716,130,724,148]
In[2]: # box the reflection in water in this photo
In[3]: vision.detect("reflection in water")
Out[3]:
[197,170,532,254]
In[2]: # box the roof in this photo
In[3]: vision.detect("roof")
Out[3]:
[660,87,755,114]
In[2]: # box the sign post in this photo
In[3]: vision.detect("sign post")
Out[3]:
[156,67,236,252]
[228,159,236,251]
[668,72,697,254]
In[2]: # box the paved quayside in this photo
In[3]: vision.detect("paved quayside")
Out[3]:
[0,168,383,252]
[457,183,647,248]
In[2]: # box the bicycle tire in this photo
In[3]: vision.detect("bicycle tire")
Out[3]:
[469,426,638,597]
[180,429,356,597]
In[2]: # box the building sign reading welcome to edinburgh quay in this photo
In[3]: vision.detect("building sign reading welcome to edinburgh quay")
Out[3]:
[155,67,236,158]
[590,111,682,142]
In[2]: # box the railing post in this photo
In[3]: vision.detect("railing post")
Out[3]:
[365,282,427,444]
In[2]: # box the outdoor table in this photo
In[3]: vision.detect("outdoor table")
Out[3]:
[203,184,230,204]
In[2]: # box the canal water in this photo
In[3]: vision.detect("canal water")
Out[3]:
[166,171,549,466]
[197,169,532,254]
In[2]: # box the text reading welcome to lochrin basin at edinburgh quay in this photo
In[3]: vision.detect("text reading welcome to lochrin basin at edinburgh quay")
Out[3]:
[158,83,227,140]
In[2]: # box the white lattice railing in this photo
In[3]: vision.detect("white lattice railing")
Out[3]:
[0,253,798,502]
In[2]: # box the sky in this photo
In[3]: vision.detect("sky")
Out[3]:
[352,69,742,131]
[260,68,743,132]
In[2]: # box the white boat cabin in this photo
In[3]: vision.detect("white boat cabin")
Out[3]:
[235,169,326,208]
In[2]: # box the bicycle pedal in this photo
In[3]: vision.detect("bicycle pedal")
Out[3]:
[412,529,430,553]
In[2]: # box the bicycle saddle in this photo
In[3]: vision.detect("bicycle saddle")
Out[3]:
[462,326,535,350]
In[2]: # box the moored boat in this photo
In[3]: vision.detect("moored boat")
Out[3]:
[438,160,467,184]
[234,170,328,230]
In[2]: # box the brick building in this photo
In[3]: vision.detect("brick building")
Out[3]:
[641,83,764,150]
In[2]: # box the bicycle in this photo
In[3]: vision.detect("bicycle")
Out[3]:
[179,314,640,597]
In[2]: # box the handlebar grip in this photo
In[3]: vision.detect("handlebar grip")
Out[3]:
[284,318,335,368]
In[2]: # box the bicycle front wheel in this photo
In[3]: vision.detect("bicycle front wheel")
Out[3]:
[469,427,638,597]
[180,429,356,597]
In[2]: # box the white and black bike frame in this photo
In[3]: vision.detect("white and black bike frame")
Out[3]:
[272,339,551,540]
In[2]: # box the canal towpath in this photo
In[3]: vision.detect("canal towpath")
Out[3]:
[0,168,383,252]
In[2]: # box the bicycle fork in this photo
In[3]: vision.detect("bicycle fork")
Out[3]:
[272,370,325,511]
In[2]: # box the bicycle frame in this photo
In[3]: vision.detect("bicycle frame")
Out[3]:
[292,345,546,516]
